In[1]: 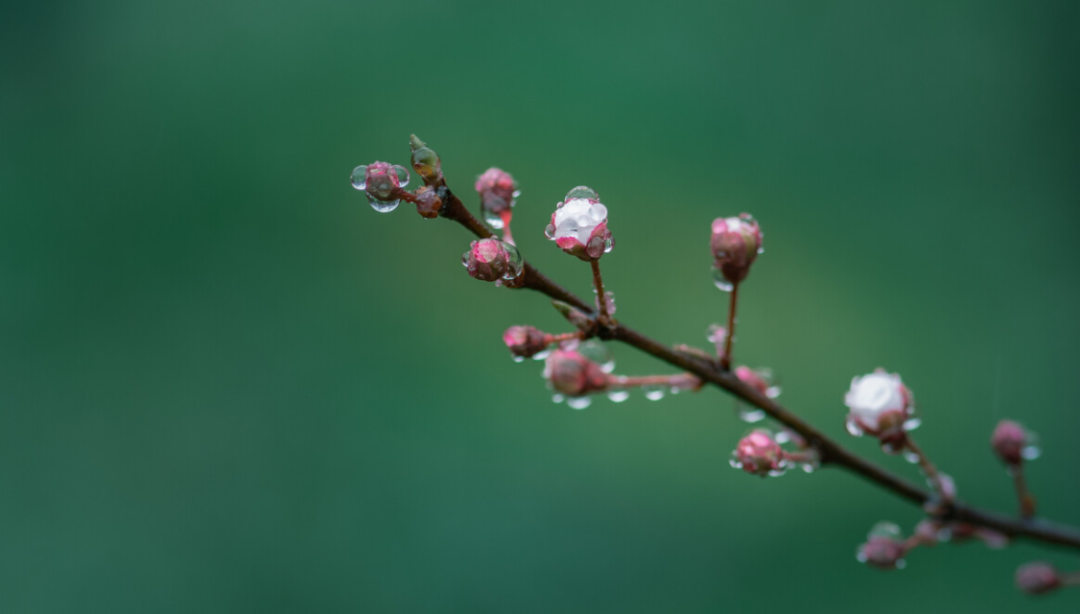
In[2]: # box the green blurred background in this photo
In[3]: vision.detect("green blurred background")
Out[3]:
[3,0,1079,611]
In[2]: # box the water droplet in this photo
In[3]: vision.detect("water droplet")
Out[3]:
[856,551,868,563]
[729,459,743,469]
[903,417,922,431]
[1021,445,1041,461]
[800,461,817,474]
[578,340,614,373]
[603,236,615,253]
[845,417,864,436]
[544,224,556,239]
[392,165,410,188]
[895,559,907,570]
[869,522,902,540]
[367,194,400,213]
[607,390,630,403]
[593,289,616,317]
[551,394,565,403]
[775,431,791,444]
[567,396,591,410]
[712,266,733,292]
[737,404,766,423]
[532,348,552,361]
[350,165,368,190]
[501,241,524,281]
[565,186,599,201]
[903,451,920,464]
[484,209,505,229]
[512,355,525,363]
[643,386,666,401]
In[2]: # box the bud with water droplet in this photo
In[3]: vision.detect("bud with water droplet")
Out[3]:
[843,369,916,452]
[731,429,786,477]
[475,167,519,229]
[992,419,1038,466]
[857,522,908,570]
[710,213,762,291]
[1015,562,1062,595]
[543,348,610,398]
[409,134,442,185]
[546,186,613,261]
[503,325,550,360]
[414,186,442,219]
[462,238,523,283]
[351,160,411,213]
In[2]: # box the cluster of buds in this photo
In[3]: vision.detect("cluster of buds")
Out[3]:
[545,187,613,261]
[843,369,918,453]
[710,213,762,291]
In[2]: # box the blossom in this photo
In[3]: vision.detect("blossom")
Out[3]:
[543,348,610,397]
[545,186,612,261]
[731,429,785,476]
[462,238,523,282]
[844,369,915,449]
[710,214,762,288]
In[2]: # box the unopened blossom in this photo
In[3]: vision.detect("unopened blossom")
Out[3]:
[414,186,442,219]
[1015,562,1061,595]
[710,213,762,289]
[351,161,410,212]
[545,186,612,261]
[475,167,519,228]
[503,325,549,360]
[857,522,907,570]
[844,369,915,450]
[731,429,785,476]
[991,420,1030,466]
[735,366,780,399]
[543,348,610,397]
[462,238,523,282]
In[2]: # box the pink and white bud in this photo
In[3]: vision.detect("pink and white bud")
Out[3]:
[503,325,549,360]
[462,238,523,283]
[857,522,907,570]
[351,161,410,213]
[731,429,786,476]
[475,168,519,228]
[1016,562,1061,595]
[710,213,762,290]
[545,186,613,261]
[543,348,610,397]
[414,186,442,219]
[992,419,1030,466]
[844,369,916,451]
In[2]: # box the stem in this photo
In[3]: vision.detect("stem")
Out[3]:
[610,374,691,388]
[904,438,952,504]
[590,260,611,325]
[720,283,739,370]
[1062,571,1080,587]
[545,331,583,345]
[418,157,1080,552]
[1010,466,1037,519]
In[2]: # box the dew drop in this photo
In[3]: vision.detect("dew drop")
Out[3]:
[565,186,599,201]
[869,522,902,540]
[856,551,868,563]
[501,241,524,281]
[607,390,630,403]
[903,417,922,431]
[902,451,920,464]
[712,267,733,292]
[567,396,591,410]
[845,418,864,436]
[644,386,666,401]
[367,194,400,213]
[737,404,766,423]
[729,459,743,469]
[603,236,615,253]
[578,340,615,373]
[512,355,525,363]
[350,165,368,190]
[551,394,565,403]
[484,209,504,229]
[392,165,410,188]
[895,559,907,570]
[1021,445,1041,461]
[544,224,556,240]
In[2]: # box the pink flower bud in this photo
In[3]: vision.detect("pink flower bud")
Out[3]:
[1016,562,1061,595]
[543,348,610,397]
[735,366,780,399]
[731,429,785,476]
[710,213,762,290]
[844,369,916,451]
[857,522,907,570]
[351,161,410,213]
[991,419,1028,466]
[462,238,523,283]
[475,168,519,228]
[503,325,549,360]
[545,186,613,261]
[414,186,442,219]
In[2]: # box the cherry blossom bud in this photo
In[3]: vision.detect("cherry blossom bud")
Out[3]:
[503,325,549,360]
[543,348,610,397]
[462,238,523,283]
[992,419,1036,466]
[551,300,594,333]
[409,134,442,184]
[731,429,786,476]
[844,369,917,451]
[545,186,613,261]
[912,520,940,547]
[857,522,907,570]
[475,168,519,228]
[414,186,442,219]
[710,213,762,290]
[1016,562,1061,595]
[735,366,781,399]
[351,161,410,213]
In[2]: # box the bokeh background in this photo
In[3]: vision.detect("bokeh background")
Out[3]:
[3,0,1079,612]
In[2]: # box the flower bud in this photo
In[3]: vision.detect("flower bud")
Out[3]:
[710,213,762,290]
[844,369,916,451]
[414,186,442,219]
[735,366,781,399]
[543,348,610,397]
[503,325,549,360]
[351,161,410,213]
[409,134,442,184]
[731,429,786,476]
[551,300,594,333]
[1015,562,1061,595]
[857,522,907,570]
[462,239,523,283]
[991,419,1030,466]
[475,168,519,228]
[545,186,613,261]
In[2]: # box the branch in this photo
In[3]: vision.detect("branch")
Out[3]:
[434,182,1080,552]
